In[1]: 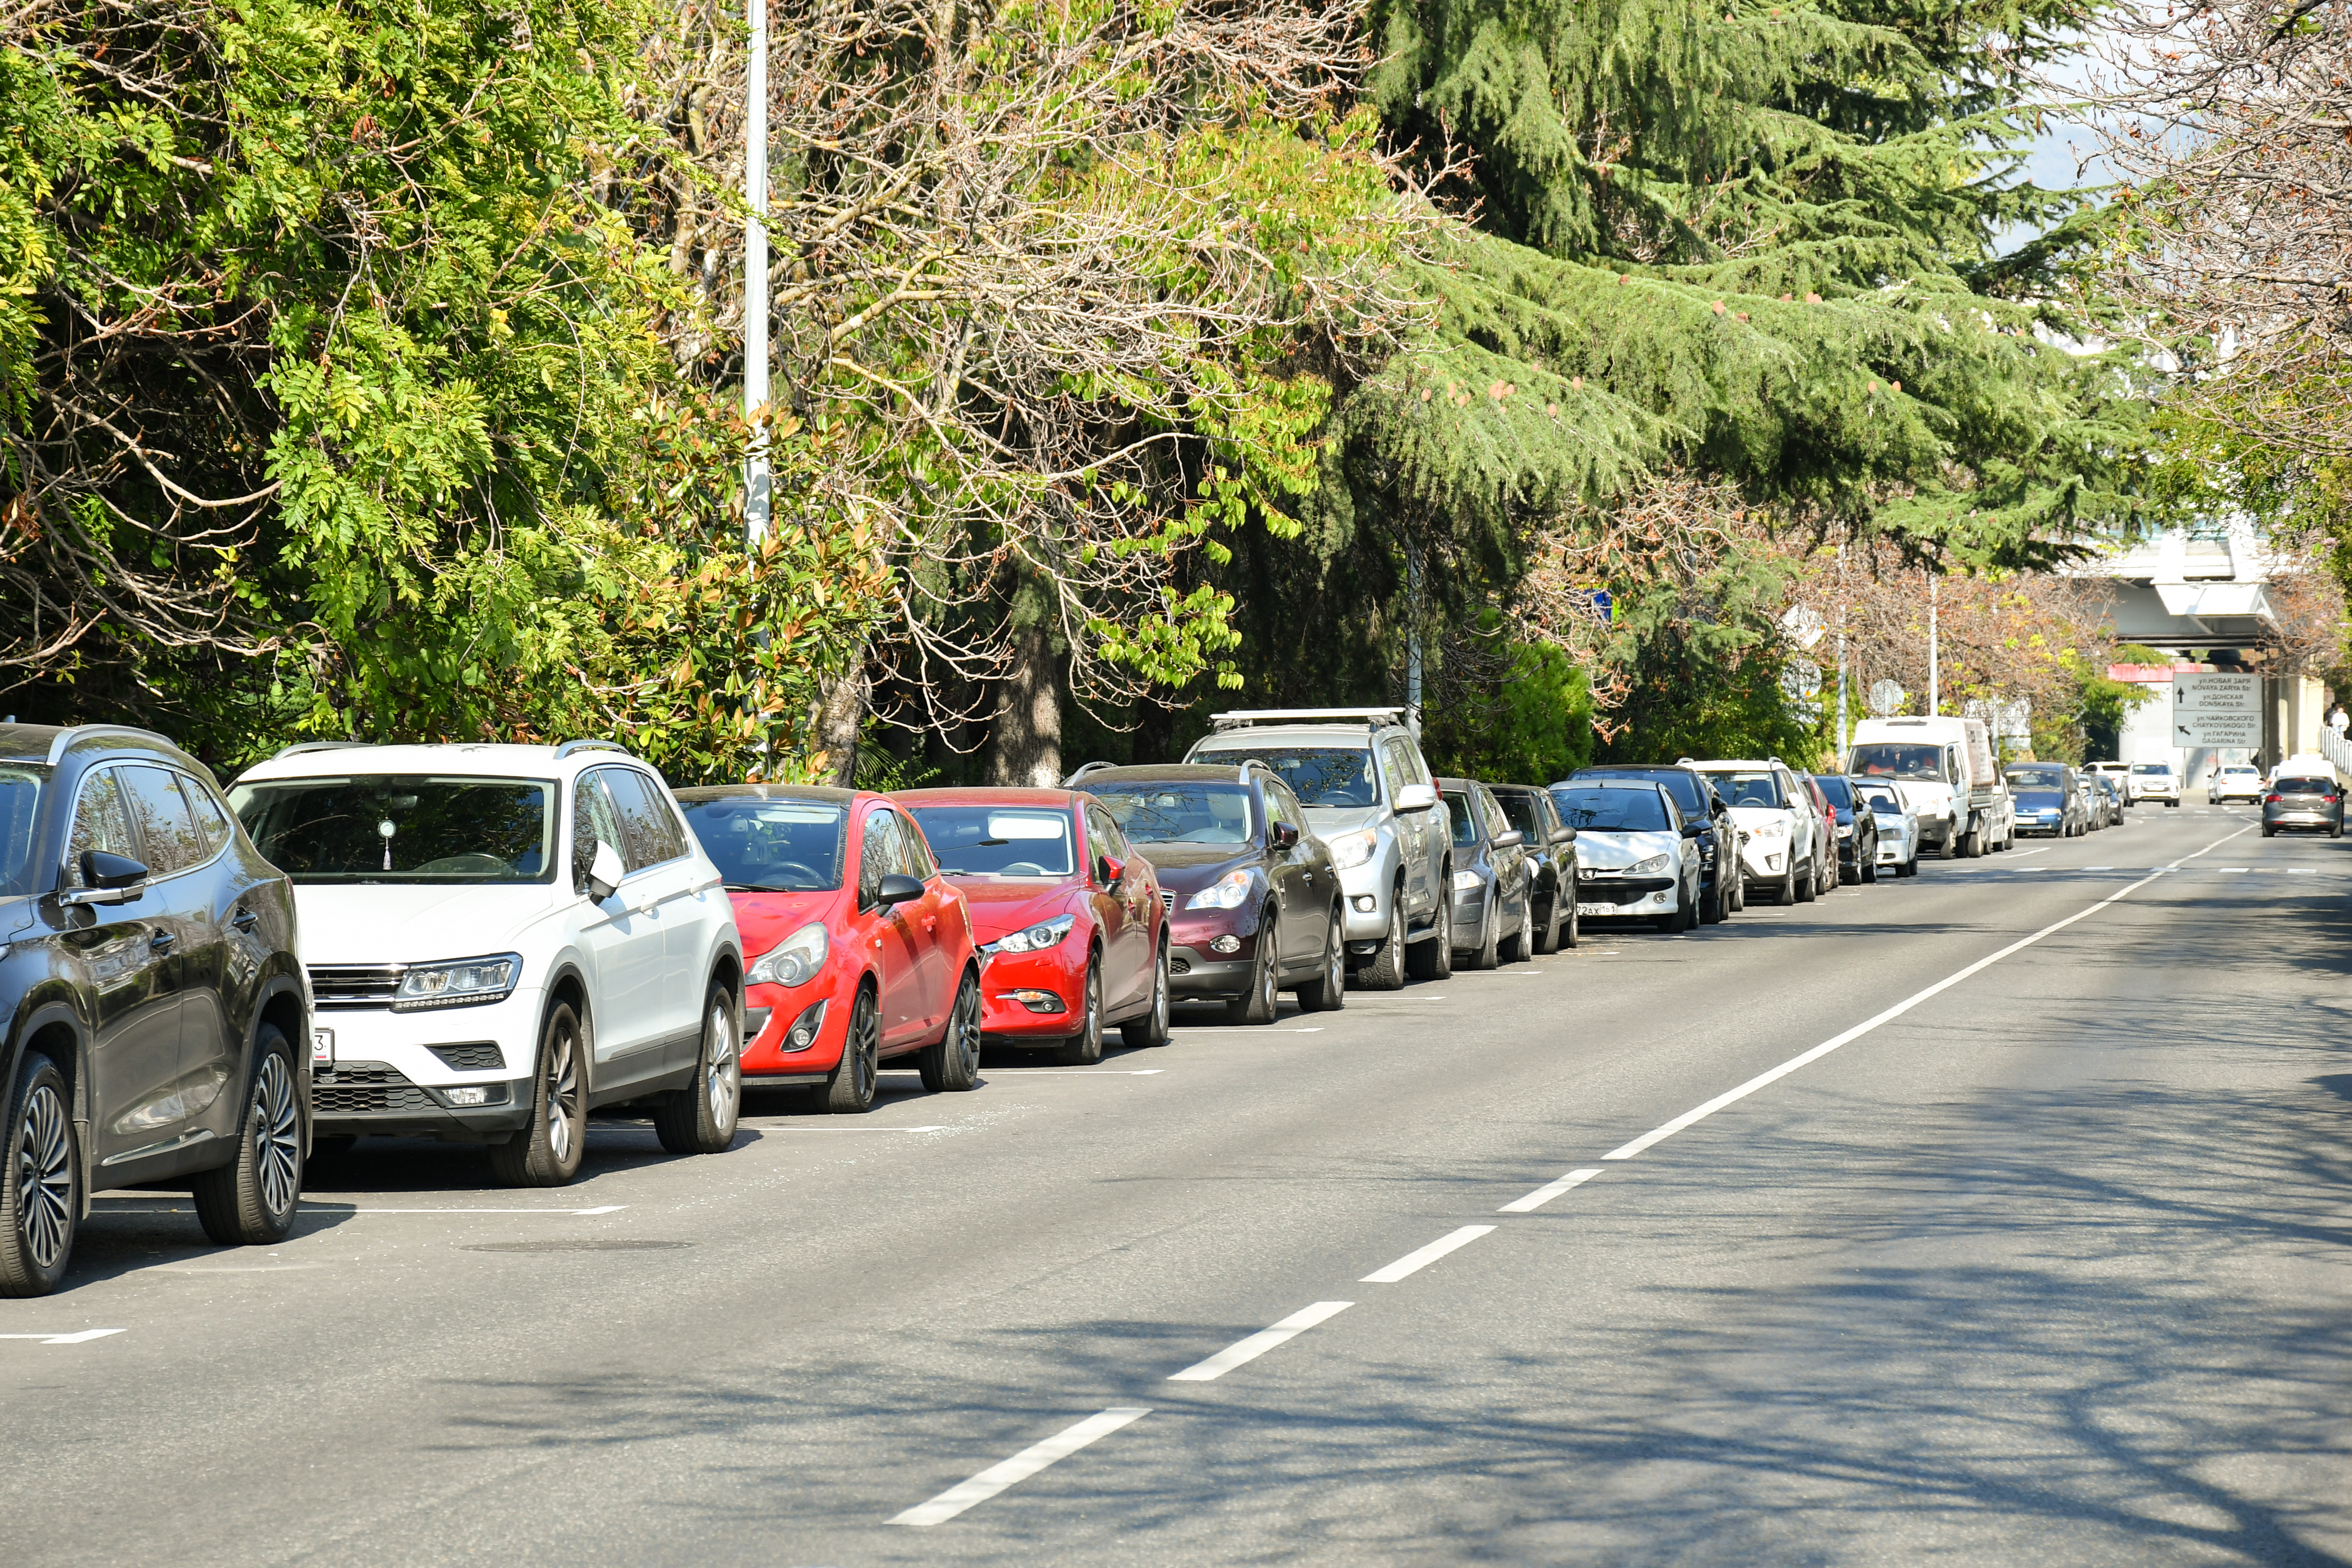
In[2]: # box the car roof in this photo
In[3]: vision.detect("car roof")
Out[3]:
[893,787,1079,808]
[1555,777,1667,792]
[673,783,860,805]
[1687,759,1780,770]
[1070,764,1257,786]
[0,722,194,771]
[233,741,653,784]
[1192,726,1387,747]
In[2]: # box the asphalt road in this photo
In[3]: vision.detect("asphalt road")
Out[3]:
[6,804,2349,1566]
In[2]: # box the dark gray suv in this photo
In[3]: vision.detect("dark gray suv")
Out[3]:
[0,724,310,1295]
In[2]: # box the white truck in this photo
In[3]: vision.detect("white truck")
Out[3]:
[1846,716,2009,859]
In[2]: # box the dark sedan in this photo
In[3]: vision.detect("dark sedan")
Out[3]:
[1073,763,1345,1021]
[1813,775,1881,884]
[1439,778,1533,969]
[1485,783,1579,951]
[2261,772,2343,838]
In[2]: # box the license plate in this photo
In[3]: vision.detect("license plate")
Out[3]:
[1576,902,1617,917]
[311,1027,335,1068]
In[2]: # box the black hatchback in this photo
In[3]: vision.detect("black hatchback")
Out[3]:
[0,724,310,1295]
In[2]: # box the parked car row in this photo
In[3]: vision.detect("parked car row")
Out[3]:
[0,707,2026,1295]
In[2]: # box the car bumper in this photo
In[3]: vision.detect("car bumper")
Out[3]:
[975,941,1091,1040]
[1334,857,1394,940]
[307,986,544,1135]
[1873,832,1911,863]
[2264,810,2338,830]
[1575,875,1677,918]
[740,978,851,1082]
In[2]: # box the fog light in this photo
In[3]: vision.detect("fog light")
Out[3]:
[1651,892,1667,905]
[1209,934,1241,954]
[1010,989,1064,1014]
[1351,895,1375,912]
[444,1086,489,1107]
[783,999,828,1051]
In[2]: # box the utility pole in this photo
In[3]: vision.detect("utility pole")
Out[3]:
[1405,547,1424,730]
[742,0,771,544]
[1928,574,1939,717]
[1835,542,1848,762]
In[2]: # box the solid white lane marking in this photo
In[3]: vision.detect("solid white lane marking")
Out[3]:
[892,1407,1151,1527]
[2084,865,2114,870]
[0,1329,125,1345]
[1361,1225,1495,1283]
[292,1204,630,1216]
[1601,824,2253,1164]
[1167,1301,1353,1382]
[1172,1027,1323,1034]
[758,1126,948,1134]
[1501,1168,1604,1213]
[1005,1069,1167,1076]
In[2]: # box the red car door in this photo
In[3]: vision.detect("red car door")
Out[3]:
[1084,802,1149,1009]
[857,805,924,1049]
[896,811,955,1039]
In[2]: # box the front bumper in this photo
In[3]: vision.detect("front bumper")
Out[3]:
[1575,874,1676,917]
[1873,830,1911,863]
[1335,853,1396,941]
[307,986,543,1136]
[1740,839,1788,879]
[975,940,1091,1040]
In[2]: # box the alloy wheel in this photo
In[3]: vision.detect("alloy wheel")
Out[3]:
[545,1024,580,1164]
[850,995,881,1102]
[1152,952,1171,1039]
[250,1053,301,1222]
[1325,914,1344,995]
[15,1082,72,1272]
[704,997,741,1130]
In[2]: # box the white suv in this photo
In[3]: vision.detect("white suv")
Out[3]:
[229,740,744,1185]
[1689,759,1823,904]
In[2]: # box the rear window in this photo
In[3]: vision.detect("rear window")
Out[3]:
[678,797,846,891]
[2277,778,2334,795]
[1550,787,1669,833]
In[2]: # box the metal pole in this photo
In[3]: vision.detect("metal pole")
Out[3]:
[1405,548,1423,715]
[1836,542,1848,762]
[1928,574,1939,717]
[743,0,771,544]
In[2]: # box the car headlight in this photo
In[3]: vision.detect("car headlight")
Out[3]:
[1450,869,1482,891]
[985,913,1076,954]
[1750,818,1787,840]
[1185,870,1256,910]
[1628,854,1670,875]
[748,920,828,988]
[1326,828,1377,870]
[392,954,521,1012]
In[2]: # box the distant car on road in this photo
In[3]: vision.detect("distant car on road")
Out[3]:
[1484,783,1581,950]
[1853,778,1919,876]
[2128,761,2181,806]
[2209,765,2264,804]
[1439,778,1534,969]
[1553,780,1706,932]
[1688,759,1820,904]
[2088,772,2124,825]
[1793,772,1842,896]
[2005,763,2080,836]
[1576,763,1741,921]
[1813,775,1880,884]
[2261,773,2343,839]
[3,723,311,1296]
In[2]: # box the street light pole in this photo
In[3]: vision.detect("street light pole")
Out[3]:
[1836,541,1849,762]
[743,0,771,545]
[1928,574,1939,717]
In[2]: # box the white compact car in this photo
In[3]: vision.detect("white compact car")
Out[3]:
[1551,779,1705,932]
[2210,765,2264,804]
[2127,761,2181,806]
[1853,778,1920,876]
[229,740,745,1186]
[1689,759,1821,905]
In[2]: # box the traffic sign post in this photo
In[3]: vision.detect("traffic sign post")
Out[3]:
[2171,672,2262,750]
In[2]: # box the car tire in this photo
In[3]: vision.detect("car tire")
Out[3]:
[1355,891,1407,991]
[2167,799,2178,808]
[1530,885,1560,953]
[493,1003,590,1184]
[655,982,742,1153]
[1900,845,1918,876]
[812,985,884,1108]
[1699,876,1723,925]
[191,1026,304,1245]
[1729,868,1745,912]
[0,1053,78,1298]
[1059,956,1109,1061]
[1295,909,1347,1013]
[1500,897,1531,963]
[1561,885,1581,948]
[1227,925,1280,1024]
[924,966,988,1087]
[1120,946,1173,1045]
[1408,889,1453,982]
[1862,850,1878,884]
[1795,858,1816,903]
[1467,891,1500,970]
[2261,824,2275,838]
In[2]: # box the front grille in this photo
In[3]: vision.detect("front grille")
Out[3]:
[427,1042,505,1072]
[309,964,406,1010]
[312,1062,435,1114]
[1576,878,1671,907]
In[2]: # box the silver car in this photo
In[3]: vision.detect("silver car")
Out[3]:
[1853,778,1919,877]
[1185,709,1450,989]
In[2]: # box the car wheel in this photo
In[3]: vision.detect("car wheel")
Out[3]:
[493,1003,590,1184]
[924,966,988,1087]
[1729,867,1745,912]
[191,1027,304,1245]
[1295,908,1347,1012]
[1355,891,1407,991]
[2261,824,2275,838]
[1059,956,1109,1061]
[1862,849,1878,884]
[2167,799,2179,808]
[2333,817,2343,839]
[1561,884,1581,948]
[1795,858,1816,903]
[1227,924,1280,1024]
[1700,875,1724,924]
[1121,945,1173,1045]
[1500,896,1531,963]
[655,981,742,1152]
[0,1053,78,1298]
[814,985,884,1108]
[1900,845,1918,877]
[1407,888,1453,982]
[1467,890,1500,969]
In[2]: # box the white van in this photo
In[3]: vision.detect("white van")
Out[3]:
[1846,716,2008,858]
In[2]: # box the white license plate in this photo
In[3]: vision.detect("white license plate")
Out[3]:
[311,1028,335,1067]
[1576,902,1618,917]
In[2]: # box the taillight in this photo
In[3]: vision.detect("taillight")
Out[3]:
[2265,793,2282,804]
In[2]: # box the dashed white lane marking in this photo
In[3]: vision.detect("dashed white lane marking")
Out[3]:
[1361,1225,1495,1283]
[2290,868,2319,874]
[1003,1069,1167,1076]
[2218,867,2249,874]
[0,1329,124,1345]
[1600,824,2253,1164]
[757,1126,948,1134]
[1173,1027,1325,1035]
[1501,1168,1604,1213]
[893,1407,1151,1527]
[1167,1300,1353,1382]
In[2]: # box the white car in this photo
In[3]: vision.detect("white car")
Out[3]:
[1689,759,1822,905]
[2209,765,2264,804]
[2127,761,2181,806]
[229,740,745,1186]
[1853,778,1919,876]
[1551,780,1706,931]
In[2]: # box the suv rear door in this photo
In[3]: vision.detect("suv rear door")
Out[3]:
[66,765,192,1165]
[574,766,671,1077]
[1379,735,1437,918]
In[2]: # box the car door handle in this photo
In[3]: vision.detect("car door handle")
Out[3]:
[231,908,260,932]
[923,917,937,934]
[149,932,174,953]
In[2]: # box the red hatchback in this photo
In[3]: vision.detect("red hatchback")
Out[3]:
[674,785,982,1113]
[893,788,1169,1064]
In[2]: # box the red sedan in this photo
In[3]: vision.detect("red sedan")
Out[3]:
[674,784,982,1113]
[893,788,1168,1064]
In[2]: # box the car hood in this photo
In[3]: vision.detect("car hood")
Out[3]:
[1894,781,1954,812]
[1726,804,1794,829]
[725,888,844,958]
[1576,829,1678,871]
[1301,805,1383,838]
[292,883,567,967]
[1130,842,1257,889]
[948,878,1082,942]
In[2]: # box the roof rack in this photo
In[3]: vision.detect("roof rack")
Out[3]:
[266,739,371,764]
[45,725,165,767]
[1208,707,1404,730]
[1062,760,1118,788]
[555,739,631,760]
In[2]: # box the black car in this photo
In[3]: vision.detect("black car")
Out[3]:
[1485,783,1579,952]
[1812,775,1881,884]
[1438,778,1534,969]
[1572,764,1741,922]
[2261,772,2344,838]
[1071,763,1344,1021]
[0,724,310,1296]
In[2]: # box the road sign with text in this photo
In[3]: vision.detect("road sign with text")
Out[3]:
[2171,672,2262,748]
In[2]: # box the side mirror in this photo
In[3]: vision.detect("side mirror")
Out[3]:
[875,872,925,909]
[1492,829,1525,849]
[59,850,149,906]
[1269,822,1299,850]
[1393,783,1438,813]
[1550,826,1577,845]
[1095,854,1126,887]
[586,841,624,902]
[1681,822,1705,838]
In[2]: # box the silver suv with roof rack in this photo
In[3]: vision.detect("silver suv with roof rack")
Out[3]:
[1181,709,1450,988]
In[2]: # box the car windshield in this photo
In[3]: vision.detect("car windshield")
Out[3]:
[1494,791,1542,838]
[2279,777,2334,794]
[1579,769,1703,814]
[1815,776,1855,808]
[1190,746,1378,808]
[0,764,45,898]
[1089,783,1254,845]
[1850,743,1946,780]
[1699,770,1784,809]
[1443,791,1479,847]
[2132,763,2171,775]
[2008,766,2067,788]
[2015,789,2065,803]
[678,798,845,891]
[1550,787,1669,832]
[1857,785,1902,814]
[228,776,554,884]
[904,806,1075,878]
